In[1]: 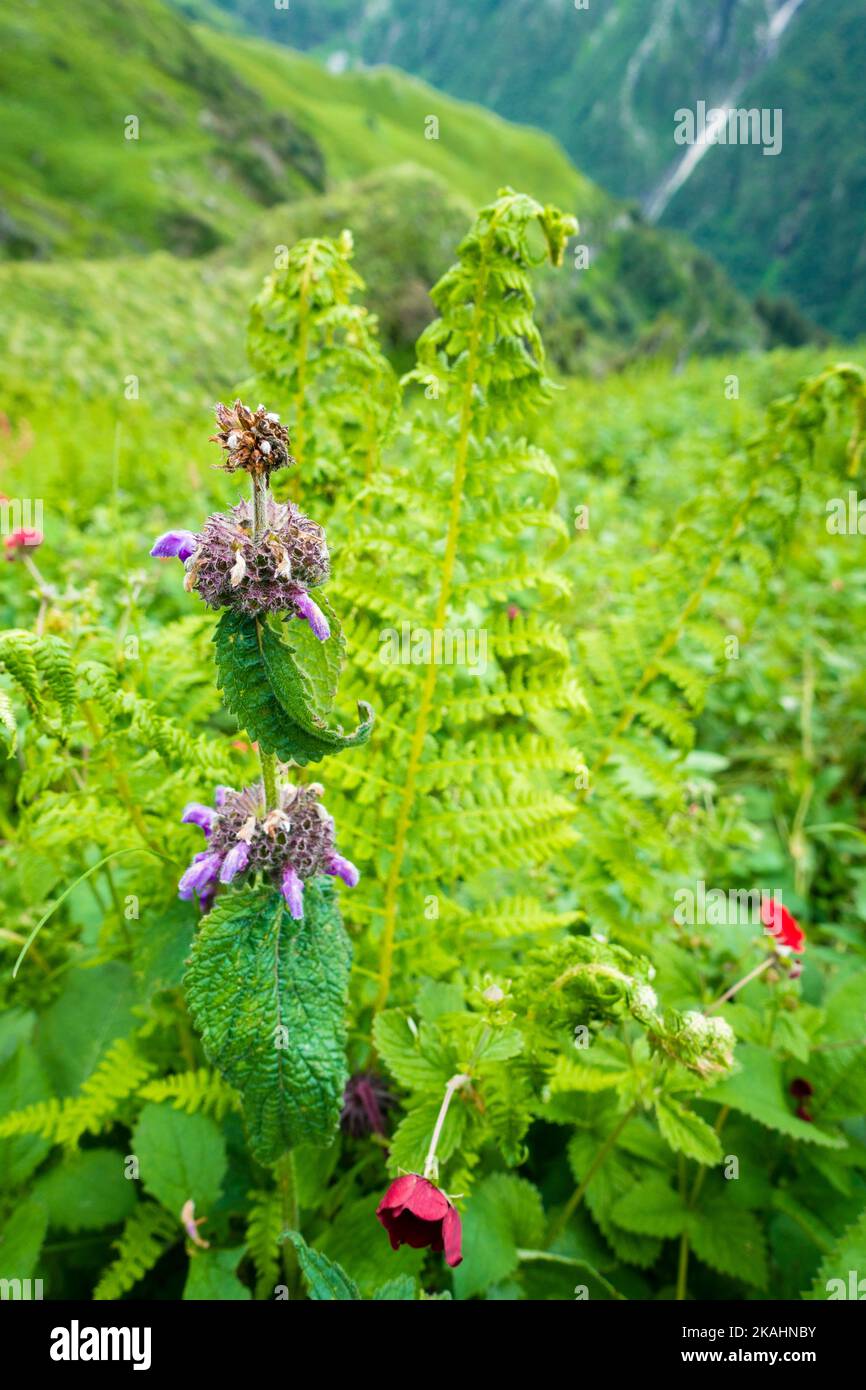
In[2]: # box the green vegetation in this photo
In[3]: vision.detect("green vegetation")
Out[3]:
[235,0,864,337]
[2,0,865,1308]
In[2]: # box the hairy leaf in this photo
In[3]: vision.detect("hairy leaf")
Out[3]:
[214,608,373,765]
[185,882,351,1162]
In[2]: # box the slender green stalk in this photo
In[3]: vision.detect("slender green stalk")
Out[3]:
[275,1151,300,1295]
[547,1102,638,1245]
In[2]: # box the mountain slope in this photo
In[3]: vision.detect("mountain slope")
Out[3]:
[0,0,323,260]
[220,0,863,335]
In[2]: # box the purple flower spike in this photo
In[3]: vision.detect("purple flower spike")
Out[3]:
[214,785,233,808]
[181,802,217,836]
[219,840,251,884]
[326,853,360,888]
[151,529,199,562]
[293,589,330,641]
[281,865,305,919]
[178,850,222,901]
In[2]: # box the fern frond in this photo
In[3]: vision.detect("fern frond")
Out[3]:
[93,1203,178,1301]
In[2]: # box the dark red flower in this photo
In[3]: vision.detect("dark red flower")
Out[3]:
[341,1072,395,1138]
[789,1077,814,1099]
[761,897,805,954]
[376,1174,462,1267]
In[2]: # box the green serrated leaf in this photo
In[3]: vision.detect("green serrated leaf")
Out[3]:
[655,1096,722,1166]
[707,1044,846,1148]
[284,1230,360,1300]
[372,1010,453,1091]
[688,1202,768,1289]
[185,882,351,1162]
[214,608,373,766]
[373,1274,417,1300]
[132,1104,227,1217]
[806,1206,866,1299]
[610,1178,687,1238]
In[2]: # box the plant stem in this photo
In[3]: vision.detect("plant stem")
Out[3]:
[423,1073,470,1181]
[547,1102,638,1245]
[251,471,268,539]
[259,748,279,812]
[275,1151,300,1296]
[251,472,279,812]
[705,954,774,1013]
[373,250,491,1014]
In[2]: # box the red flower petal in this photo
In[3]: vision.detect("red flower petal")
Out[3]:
[442,1204,463,1268]
[760,897,806,953]
[405,1178,449,1222]
[376,1174,421,1217]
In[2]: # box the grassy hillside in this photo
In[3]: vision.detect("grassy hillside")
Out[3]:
[194,27,608,224]
[0,0,323,259]
[224,0,863,337]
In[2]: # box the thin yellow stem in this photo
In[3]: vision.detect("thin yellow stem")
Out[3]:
[373,257,490,1015]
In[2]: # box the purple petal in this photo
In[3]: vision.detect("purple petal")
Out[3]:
[178,850,222,900]
[325,853,360,888]
[151,530,199,562]
[219,840,251,884]
[293,590,330,641]
[214,785,233,808]
[181,802,216,836]
[281,865,304,919]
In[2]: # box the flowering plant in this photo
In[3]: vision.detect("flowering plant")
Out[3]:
[151,401,371,1163]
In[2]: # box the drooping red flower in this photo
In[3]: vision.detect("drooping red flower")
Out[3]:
[4,528,43,559]
[376,1174,462,1267]
[761,897,805,954]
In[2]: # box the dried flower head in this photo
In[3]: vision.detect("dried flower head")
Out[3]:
[211,400,294,479]
[178,780,358,919]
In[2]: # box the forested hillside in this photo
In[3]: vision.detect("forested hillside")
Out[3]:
[214,0,863,336]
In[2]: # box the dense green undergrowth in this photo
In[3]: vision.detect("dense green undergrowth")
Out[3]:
[1,182,865,1302]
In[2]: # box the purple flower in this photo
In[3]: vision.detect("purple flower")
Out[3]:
[181,802,217,836]
[178,497,329,618]
[326,853,360,888]
[219,840,251,884]
[292,588,330,641]
[178,850,222,901]
[151,530,199,562]
[177,781,359,918]
[281,865,304,919]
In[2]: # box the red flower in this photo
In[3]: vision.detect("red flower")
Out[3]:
[760,897,805,954]
[376,1174,462,1267]
[4,528,43,559]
